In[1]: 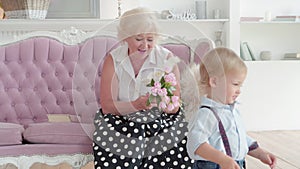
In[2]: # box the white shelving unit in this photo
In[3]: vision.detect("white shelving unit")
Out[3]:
[240,0,300,61]
[239,0,300,131]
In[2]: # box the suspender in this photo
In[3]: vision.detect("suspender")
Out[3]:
[200,106,232,157]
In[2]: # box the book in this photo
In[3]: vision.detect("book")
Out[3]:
[243,42,256,60]
[284,53,300,59]
[240,17,263,22]
[273,15,300,22]
[240,42,252,61]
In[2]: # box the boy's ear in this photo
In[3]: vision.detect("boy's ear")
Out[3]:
[209,76,217,87]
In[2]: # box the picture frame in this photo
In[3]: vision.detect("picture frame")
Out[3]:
[46,0,100,19]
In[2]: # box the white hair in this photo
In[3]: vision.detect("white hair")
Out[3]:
[117,7,160,40]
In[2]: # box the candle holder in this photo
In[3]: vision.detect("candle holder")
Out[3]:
[117,0,121,18]
[215,30,223,47]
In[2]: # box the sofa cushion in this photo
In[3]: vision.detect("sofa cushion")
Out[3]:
[23,122,94,145]
[0,123,24,146]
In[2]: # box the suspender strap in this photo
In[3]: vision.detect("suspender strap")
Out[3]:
[200,106,232,157]
[249,141,259,151]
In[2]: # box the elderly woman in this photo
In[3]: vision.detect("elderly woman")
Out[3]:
[92,7,194,169]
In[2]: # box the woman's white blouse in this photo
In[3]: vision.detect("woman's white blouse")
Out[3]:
[110,43,171,101]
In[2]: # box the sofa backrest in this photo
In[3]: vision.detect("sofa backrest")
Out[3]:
[0,36,118,126]
[0,32,212,126]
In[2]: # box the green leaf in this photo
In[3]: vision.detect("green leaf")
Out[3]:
[147,94,154,106]
[150,79,155,86]
[146,99,151,106]
[156,96,162,105]
[160,76,165,84]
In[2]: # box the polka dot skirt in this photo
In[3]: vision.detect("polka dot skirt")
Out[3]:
[93,107,194,169]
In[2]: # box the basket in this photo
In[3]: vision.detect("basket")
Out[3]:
[0,0,51,19]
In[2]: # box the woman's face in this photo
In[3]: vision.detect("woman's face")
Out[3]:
[125,33,156,58]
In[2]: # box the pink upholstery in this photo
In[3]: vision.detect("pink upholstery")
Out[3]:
[193,40,213,64]
[0,36,119,156]
[163,43,191,71]
[0,37,118,126]
[0,35,201,157]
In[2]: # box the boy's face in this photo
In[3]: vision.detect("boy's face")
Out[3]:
[224,71,246,104]
[211,71,246,105]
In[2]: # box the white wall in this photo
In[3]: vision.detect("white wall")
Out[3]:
[99,0,195,19]
[240,0,300,18]
[99,0,228,19]
[239,61,300,131]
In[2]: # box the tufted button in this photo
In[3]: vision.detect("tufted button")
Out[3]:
[41,100,45,105]
[61,59,65,63]
[85,100,89,105]
[18,60,22,64]
[70,101,73,105]
[26,72,30,77]
[48,87,52,92]
[33,117,37,121]
[5,87,8,92]
[55,72,58,76]
[18,87,22,92]
[56,101,60,105]
[98,72,102,76]
[11,102,15,107]
[76,87,81,91]
[41,72,45,77]
[34,87,38,91]
[91,85,94,90]
[4,118,7,122]
[69,72,73,77]
[62,87,66,91]
[84,72,88,77]
[47,59,50,63]
[25,102,28,105]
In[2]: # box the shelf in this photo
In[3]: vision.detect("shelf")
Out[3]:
[240,21,300,24]
[0,19,117,31]
[159,19,229,22]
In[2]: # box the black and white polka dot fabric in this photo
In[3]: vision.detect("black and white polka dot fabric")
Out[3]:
[93,107,194,169]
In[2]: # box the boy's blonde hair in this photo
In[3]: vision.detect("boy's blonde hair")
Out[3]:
[117,7,159,41]
[199,47,247,95]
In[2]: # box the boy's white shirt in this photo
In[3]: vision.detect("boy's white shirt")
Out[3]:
[186,96,256,161]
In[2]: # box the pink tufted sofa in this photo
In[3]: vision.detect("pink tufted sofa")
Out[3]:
[0,29,213,168]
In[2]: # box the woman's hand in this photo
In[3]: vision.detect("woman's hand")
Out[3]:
[133,95,152,111]
[163,106,179,114]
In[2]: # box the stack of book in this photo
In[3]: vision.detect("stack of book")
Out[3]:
[240,17,263,22]
[283,53,300,60]
[273,15,300,22]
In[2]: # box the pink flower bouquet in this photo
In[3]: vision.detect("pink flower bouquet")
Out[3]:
[146,70,181,111]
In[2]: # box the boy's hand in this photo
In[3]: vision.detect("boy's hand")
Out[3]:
[259,152,277,169]
[219,156,240,169]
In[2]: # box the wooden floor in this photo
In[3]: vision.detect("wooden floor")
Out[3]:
[246,130,300,169]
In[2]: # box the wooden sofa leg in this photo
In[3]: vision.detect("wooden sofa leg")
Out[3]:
[30,162,72,169]
[0,163,18,169]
